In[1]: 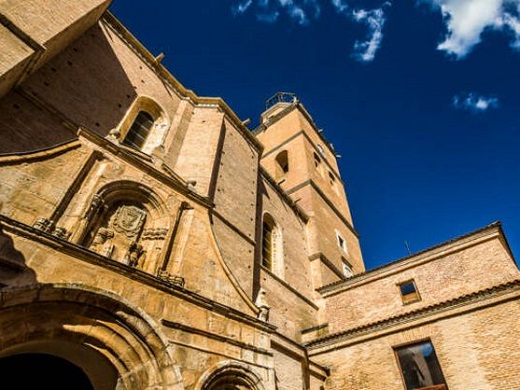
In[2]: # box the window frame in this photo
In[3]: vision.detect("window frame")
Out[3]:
[115,96,169,155]
[122,110,154,150]
[398,279,421,304]
[394,339,448,390]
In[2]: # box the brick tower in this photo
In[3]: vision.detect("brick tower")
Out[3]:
[254,92,364,288]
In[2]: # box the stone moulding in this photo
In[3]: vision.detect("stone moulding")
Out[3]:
[0,214,276,331]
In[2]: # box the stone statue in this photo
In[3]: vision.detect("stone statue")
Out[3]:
[125,240,144,267]
[91,227,114,258]
[255,288,270,322]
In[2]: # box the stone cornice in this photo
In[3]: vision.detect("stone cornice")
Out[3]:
[162,320,274,355]
[78,127,212,208]
[0,139,81,162]
[0,215,273,331]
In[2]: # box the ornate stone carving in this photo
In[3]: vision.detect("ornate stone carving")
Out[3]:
[91,227,115,258]
[158,270,185,288]
[124,240,145,267]
[255,288,270,322]
[112,205,146,238]
[52,227,70,240]
[85,194,104,220]
[142,228,167,240]
[33,217,53,232]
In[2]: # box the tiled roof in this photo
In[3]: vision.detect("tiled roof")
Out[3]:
[306,278,520,349]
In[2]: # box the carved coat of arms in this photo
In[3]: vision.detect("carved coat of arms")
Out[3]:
[111,205,146,237]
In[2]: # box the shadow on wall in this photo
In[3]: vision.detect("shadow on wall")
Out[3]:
[0,223,37,287]
[0,22,137,153]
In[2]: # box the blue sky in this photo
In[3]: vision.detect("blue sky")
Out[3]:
[109,0,520,271]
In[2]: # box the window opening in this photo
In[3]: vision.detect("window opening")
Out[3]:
[261,214,284,277]
[275,150,289,179]
[313,152,321,167]
[262,217,274,270]
[336,231,348,254]
[122,111,154,150]
[398,280,421,304]
[328,172,335,185]
[395,340,448,390]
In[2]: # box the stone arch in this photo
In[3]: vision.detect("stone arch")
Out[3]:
[274,150,289,179]
[80,180,173,274]
[116,95,170,154]
[0,284,184,390]
[195,361,266,390]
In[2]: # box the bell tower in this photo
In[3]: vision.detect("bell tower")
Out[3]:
[255,93,364,288]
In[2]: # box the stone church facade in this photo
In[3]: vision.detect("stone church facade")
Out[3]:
[0,1,519,389]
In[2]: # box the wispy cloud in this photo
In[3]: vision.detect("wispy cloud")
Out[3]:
[421,0,520,59]
[232,0,321,25]
[232,0,391,61]
[232,0,253,15]
[351,5,390,62]
[331,0,349,13]
[453,93,499,112]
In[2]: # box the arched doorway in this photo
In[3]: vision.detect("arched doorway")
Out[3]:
[0,353,93,389]
[197,362,265,390]
[0,285,184,390]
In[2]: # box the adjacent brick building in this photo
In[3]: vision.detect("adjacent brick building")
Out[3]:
[0,1,518,389]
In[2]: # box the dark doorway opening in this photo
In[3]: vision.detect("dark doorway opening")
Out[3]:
[0,353,94,389]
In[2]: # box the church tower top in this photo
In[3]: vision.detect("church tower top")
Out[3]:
[254,93,365,285]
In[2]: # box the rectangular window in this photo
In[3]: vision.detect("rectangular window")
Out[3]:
[395,340,448,390]
[398,280,420,304]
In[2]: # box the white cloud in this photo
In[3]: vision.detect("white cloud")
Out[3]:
[232,0,253,15]
[231,0,321,25]
[351,5,390,62]
[453,93,499,112]
[331,0,349,13]
[231,0,391,61]
[423,0,520,58]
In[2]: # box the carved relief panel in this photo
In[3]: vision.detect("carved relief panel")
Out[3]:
[89,202,147,267]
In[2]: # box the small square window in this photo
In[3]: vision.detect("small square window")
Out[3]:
[395,340,448,390]
[398,280,420,304]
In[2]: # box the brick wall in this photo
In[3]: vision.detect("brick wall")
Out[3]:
[312,291,520,390]
[322,225,520,333]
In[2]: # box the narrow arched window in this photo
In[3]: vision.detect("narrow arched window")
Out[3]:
[275,150,289,179]
[262,215,275,270]
[261,214,284,277]
[122,111,154,150]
